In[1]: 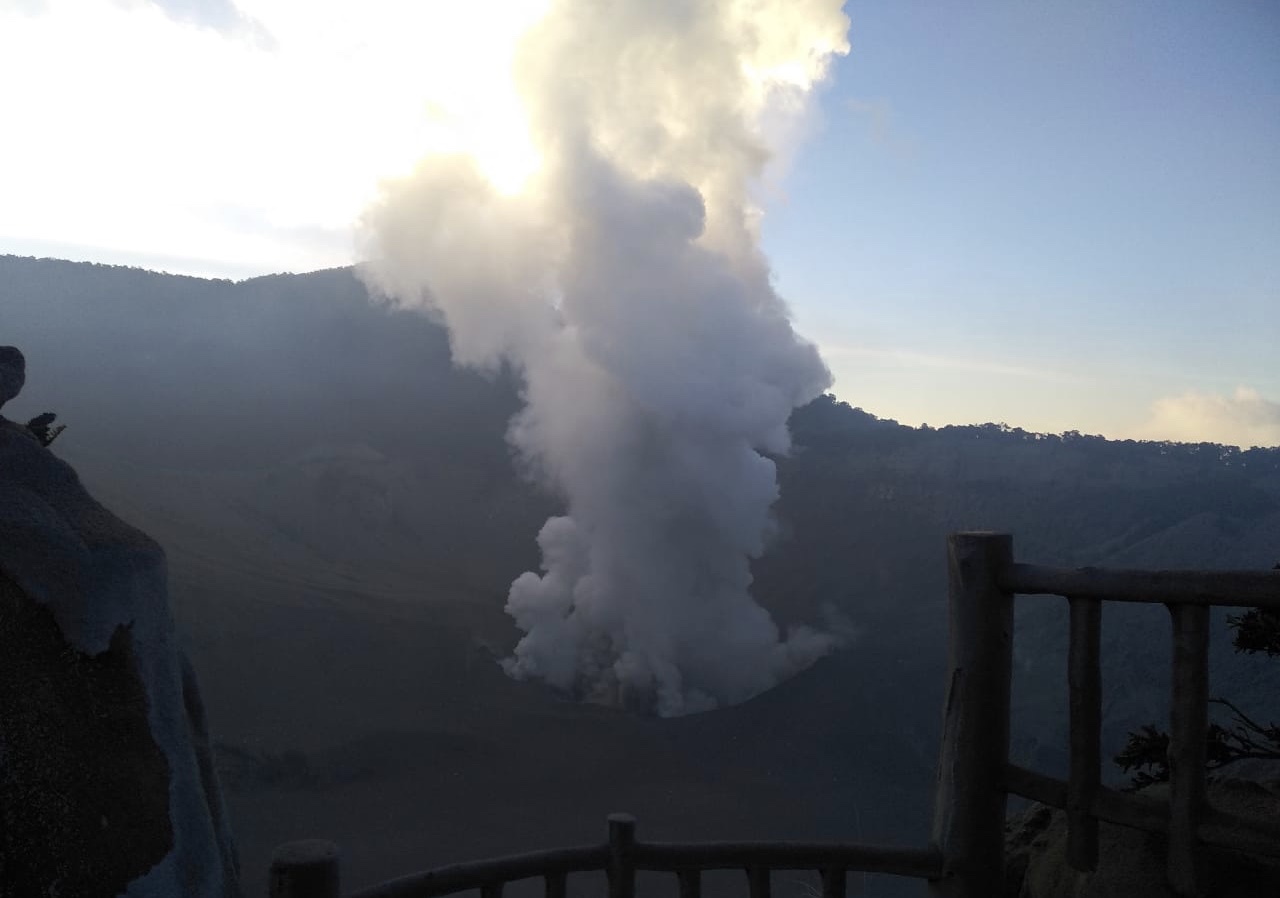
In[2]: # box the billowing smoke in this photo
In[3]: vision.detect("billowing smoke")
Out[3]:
[361,0,850,716]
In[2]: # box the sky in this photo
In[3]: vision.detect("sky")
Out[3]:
[0,0,1277,447]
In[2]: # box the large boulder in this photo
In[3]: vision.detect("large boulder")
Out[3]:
[0,408,241,896]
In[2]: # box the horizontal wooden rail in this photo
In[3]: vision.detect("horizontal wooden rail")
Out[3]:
[345,845,608,898]
[1004,763,1280,862]
[1006,763,1169,834]
[1001,563,1280,607]
[334,823,945,898]
[633,842,945,877]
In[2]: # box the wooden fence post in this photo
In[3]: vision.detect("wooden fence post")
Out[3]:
[929,532,1015,898]
[1067,597,1102,871]
[608,813,636,898]
[820,866,846,898]
[269,840,340,898]
[1167,603,1209,896]
[677,868,702,898]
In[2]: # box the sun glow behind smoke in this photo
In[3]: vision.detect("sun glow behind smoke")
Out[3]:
[363,1,851,716]
[235,0,551,196]
[0,0,546,269]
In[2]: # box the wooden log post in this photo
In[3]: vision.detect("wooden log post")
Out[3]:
[1067,597,1102,871]
[677,868,702,898]
[820,866,846,898]
[545,871,568,898]
[929,532,1015,898]
[269,840,340,898]
[608,814,636,898]
[1167,603,1210,896]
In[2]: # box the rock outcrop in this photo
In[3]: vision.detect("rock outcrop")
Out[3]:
[0,345,23,410]
[0,360,240,897]
[1005,779,1280,897]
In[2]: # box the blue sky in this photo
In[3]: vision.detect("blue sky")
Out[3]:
[1,1,1276,445]
[765,2,1279,441]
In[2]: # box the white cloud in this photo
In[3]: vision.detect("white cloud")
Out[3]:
[147,0,266,38]
[1137,386,1280,449]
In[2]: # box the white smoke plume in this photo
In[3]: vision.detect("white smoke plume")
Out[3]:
[361,0,850,716]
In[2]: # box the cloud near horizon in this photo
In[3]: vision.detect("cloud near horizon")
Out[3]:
[1137,387,1280,449]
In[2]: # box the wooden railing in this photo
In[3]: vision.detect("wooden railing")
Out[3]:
[268,816,945,898]
[269,532,1280,898]
[948,532,1280,897]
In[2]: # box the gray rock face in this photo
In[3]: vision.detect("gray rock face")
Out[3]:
[0,345,23,409]
[0,417,241,897]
